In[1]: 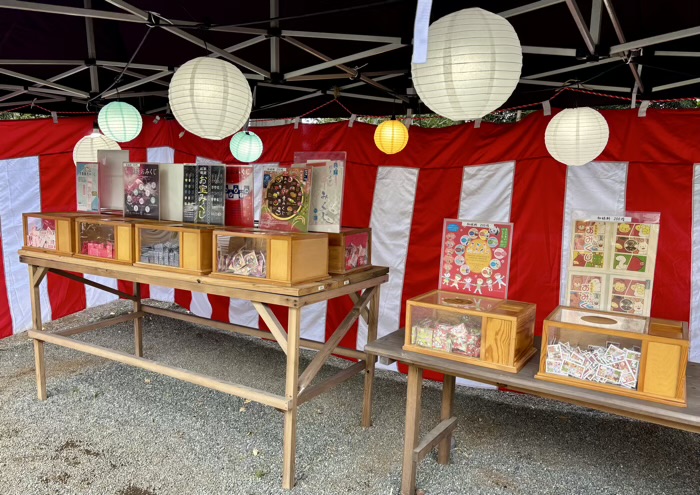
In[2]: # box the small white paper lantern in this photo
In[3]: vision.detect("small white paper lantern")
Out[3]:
[168,57,252,140]
[73,130,121,165]
[230,130,263,162]
[545,107,610,166]
[411,8,523,121]
[97,101,143,142]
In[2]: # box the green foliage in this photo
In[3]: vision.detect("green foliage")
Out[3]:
[0,112,48,121]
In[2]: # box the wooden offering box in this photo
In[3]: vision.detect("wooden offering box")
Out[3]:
[327,227,372,274]
[536,306,689,407]
[404,290,536,373]
[135,223,214,275]
[23,212,80,255]
[74,216,134,264]
[211,228,329,286]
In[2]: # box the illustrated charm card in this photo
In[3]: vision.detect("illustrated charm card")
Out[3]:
[438,219,513,299]
[260,166,312,232]
[566,211,660,316]
[76,162,99,212]
[124,163,160,220]
[294,151,347,233]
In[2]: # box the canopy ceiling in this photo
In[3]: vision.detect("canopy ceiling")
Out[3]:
[0,0,699,119]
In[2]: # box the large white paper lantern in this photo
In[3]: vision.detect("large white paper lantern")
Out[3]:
[97,101,143,142]
[168,57,252,140]
[411,8,522,121]
[230,130,263,162]
[73,130,121,165]
[545,107,610,166]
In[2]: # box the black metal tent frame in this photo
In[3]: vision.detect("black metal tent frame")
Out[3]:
[0,0,698,120]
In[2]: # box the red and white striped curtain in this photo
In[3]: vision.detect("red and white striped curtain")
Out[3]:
[0,111,699,365]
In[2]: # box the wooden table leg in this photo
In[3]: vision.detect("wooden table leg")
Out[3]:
[438,374,456,464]
[29,265,47,400]
[401,365,423,495]
[362,287,381,427]
[134,282,143,357]
[282,306,301,490]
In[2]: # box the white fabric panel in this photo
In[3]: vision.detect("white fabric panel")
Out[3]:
[559,162,628,304]
[195,156,221,165]
[690,164,700,362]
[84,274,118,308]
[357,167,419,350]
[457,162,516,389]
[0,157,51,333]
[146,147,177,302]
[459,162,515,221]
[190,291,213,318]
[300,301,328,343]
[228,299,259,329]
[147,146,175,164]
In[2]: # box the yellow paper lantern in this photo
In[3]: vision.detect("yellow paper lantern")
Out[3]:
[374,120,409,155]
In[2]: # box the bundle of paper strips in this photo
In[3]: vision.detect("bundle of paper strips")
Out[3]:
[545,342,641,389]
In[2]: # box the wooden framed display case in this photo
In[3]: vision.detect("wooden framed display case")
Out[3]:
[73,216,135,264]
[404,290,536,373]
[211,228,329,286]
[134,223,214,275]
[535,306,689,407]
[327,227,372,275]
[22,212,80,255]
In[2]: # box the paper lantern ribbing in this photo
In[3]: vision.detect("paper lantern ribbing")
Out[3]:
[73,132,121,165]
[230,130,263,162]
[411,8,522,121]
[545,107,610,166]
[374,120,409,155]
[168,57,253,140]
[97,101,143,142]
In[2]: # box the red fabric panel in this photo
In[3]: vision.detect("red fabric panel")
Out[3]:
[0,234,12,338]
[39,153,86,319]
[208,295,230,322]
[174,289,192,311]
[626,163,694,322]
[509,158,567,333]
[258,305,284,336]
[397,166,463,380]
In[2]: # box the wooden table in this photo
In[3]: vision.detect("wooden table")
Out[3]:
[20,250,388,490]
[365,329,700,495]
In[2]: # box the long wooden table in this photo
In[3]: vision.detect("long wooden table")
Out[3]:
[20,250,388,490]
[365,329,700,495]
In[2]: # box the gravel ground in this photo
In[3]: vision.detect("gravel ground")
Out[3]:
[1,301,699,495]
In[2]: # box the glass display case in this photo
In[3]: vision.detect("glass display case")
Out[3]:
[327,228,372,274]
[22,212,77,255]
[74,216,134,264]
[536,306,689,406]
[404,290,536,373]
[134,223,214,275]
[212,228,329,285]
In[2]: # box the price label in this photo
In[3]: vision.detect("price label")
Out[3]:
[594,215,631,222]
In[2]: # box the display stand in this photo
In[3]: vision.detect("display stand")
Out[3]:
[20,250,388,490]
[365,330,700,495]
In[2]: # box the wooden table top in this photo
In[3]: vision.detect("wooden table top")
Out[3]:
[366,330,700,433]
[19,250,389,307]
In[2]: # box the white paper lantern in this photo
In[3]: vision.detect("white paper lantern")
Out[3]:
[97,101,143,142]
[545,107,610,166]
[168,57,252,140]
[73,131,121,165]
[411,8,522,121]
[230,130,263,162]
